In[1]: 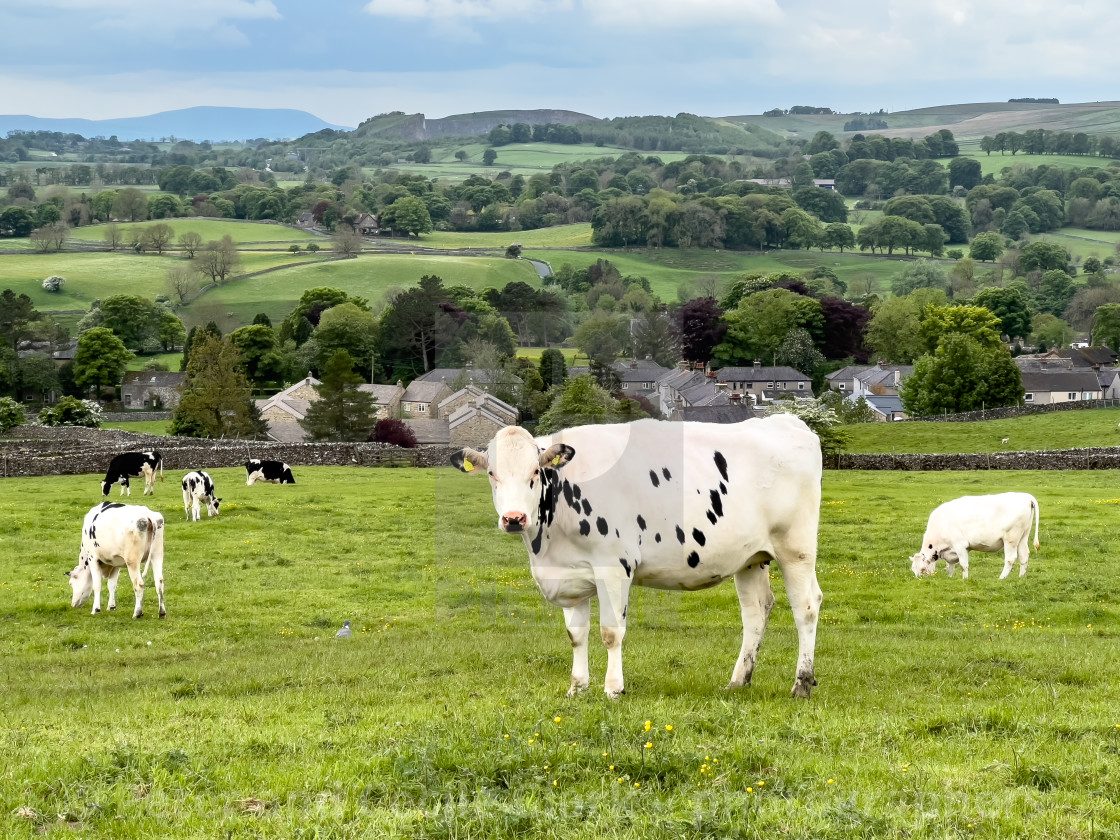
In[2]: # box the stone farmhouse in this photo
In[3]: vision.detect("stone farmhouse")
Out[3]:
[120,370,187,410]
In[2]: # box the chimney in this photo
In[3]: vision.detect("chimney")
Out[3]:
[893,370,900,386]
[706,370,717,379]
[717,382,729,392]
[678,360,689,370]
[752,359,761,368]
[630,359,638,368]
[878,359,888,369]
[1094,363,1102,371]
[396,380,403,387]
[730,393,742,405]
[694,361,705,371]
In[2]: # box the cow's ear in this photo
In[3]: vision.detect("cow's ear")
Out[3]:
[450,448,488,474]
[539,443,576,469]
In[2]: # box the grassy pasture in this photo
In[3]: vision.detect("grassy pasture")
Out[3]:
[414,224,593,249]
[99,419,172,435]
[68,220,325,245]
[844,407,1120,453]
[124,353,182,372]
[957,151,1117,178]
[1,465,1117,838]
[181,253,541,331]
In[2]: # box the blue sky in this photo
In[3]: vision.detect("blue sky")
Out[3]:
[1,0,1117,125]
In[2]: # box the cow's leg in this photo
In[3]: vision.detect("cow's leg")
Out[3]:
[774,540,822,698]
[126,560,145,618]
[1017,535,1030,577]
[106,567,121,610]
[151,550,165,619]
[956,547,971,579]
[89,560,104,614]
[727,561,775,689]
[563,599,591,697]
[596,573,631,699]
[1000,538,1017,580]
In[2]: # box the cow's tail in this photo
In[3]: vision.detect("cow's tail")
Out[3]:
[1032,496,1041,550]
[138,517,156,580]
[158,453,165,483]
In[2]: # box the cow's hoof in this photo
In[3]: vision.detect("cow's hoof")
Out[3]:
[133,612,143,619]
[791,676,817,699]
[605,688,625,700]
[159,610,166,618]
[565,683,588,698]
[92,609,100,615]
[725,679,750,691]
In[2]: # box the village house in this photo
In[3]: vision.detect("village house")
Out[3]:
[1018,370,1104,405]
[714,360,812,399]
[120,370,187,410]
[825,361,911,396]
[848,393,908,421]
[445,390,520,448]
[357,382,404,419]
[400,379,453,418]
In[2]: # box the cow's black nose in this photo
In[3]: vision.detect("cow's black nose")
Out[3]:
[501,512,527,532]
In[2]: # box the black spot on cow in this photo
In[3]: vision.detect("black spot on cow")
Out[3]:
[596,517,608,536]
[619,558,631,578]
[562,480,574,510]
[661,467,671,481]
[692,528,707,547]
[579,520,591,537]
[687,551,701,568]
[101,502,124,511]
[581,498,592,516]
[636,514,646,531]
[655,533,662,543]
[709,489,724,518]
[530,528,544,554]
[615,528,620,538]
[675,525,685,544]
[719,481,727,495]
[649,469,659,488]
[572,484,582,501]
[88,525,96,541]
[714,451,729,482]
[706,510,718,525]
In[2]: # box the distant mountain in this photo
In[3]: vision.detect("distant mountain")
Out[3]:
[352,109,596,141]
[0,107,351,142]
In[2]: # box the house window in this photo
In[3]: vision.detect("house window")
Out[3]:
[1068,392,1077,400]
[124,394,132,406]
[744,383,752,389]
[621,383,628,389]
[417,403,426,413]
[143,398,149,407]
[797,382,805,390]
[1024,393,1034,402]
[839,384,846,391]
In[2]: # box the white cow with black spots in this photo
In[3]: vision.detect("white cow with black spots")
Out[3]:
[910,492,1040,580]
[66,501,166,618]
[182,470,221,521]
[451,414,824,699]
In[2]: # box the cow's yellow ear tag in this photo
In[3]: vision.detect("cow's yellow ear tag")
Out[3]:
[552,455,561,467]
[463,458,475,472]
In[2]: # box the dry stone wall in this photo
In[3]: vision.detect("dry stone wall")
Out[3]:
[916,398,1120,422]
[0,426,457,478]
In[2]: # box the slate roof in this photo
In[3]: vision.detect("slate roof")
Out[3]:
[714,365,810,384]
[858,394,906,418]
[403,418,451,444]
[1020,370,1104,392]
[358,383,404,405]
[676,405,757,423]
[401,380,451,403]
[1057,346,1120,367]
[438,385,517,420]
[121,371,187,388]
[613,359,671,383]
[413,368,521,385]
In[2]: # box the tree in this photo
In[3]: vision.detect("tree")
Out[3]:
[1035,269,1077,317]
[918,304,1003,355]
[377,274,452,376]
[370,418,417,447]
[29,222,68,252]
[315,302,379,375]
[631,308,679,367]
[0,289,40,350]
[675,297,726,364]
[948,157,982,190]
[573,313,629,367]
[18,353,59,401]
[112,188,148,222]
[99,294,161,350]
[538,347,568,388]
[0,396,26,432]
[891,260,948,297]
[195,235,240,285]
[331,225,363,257]
[483,148,498,166]
[42,275,65,293]
[1018,241,1069,274]
[165,265,198,304]
[974,286,1032,339]
[969,231,1004,262]
[865,295,928,364]
[822,222,855,252]
[178,231,202,257]
[454,150,468,162]
[1031,313,1073,350]
[775,327,825,375]
[37,396,103,428]
[0,206,34,238]
[900,334,1023,416]
[1093,304,1120,351]
[73,328,132,397]
[536,375,646,434]
[170,334,263,438]
[103,223,124,251]
[300,349,379,441]
[381,195,433,238]
[138,222,175,254]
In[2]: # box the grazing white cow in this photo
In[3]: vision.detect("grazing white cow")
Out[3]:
[910,492,1040,580]
[451,415,824,699]
[66,501,166,618]
[181,470,221,521]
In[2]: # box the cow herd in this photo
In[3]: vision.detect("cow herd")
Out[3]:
[66,422,1044,700]
[68,453,296,619]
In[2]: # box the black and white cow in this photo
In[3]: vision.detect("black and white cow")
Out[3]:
[101,450,163,497]
[181,470,221,521]
[245,459,295,485]
[66,501,166,618]
[451,415,824,699]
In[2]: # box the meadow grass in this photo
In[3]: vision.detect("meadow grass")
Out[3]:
[414,224,593,249]
[844,407,1120,453]
[515,347,586,365]
[959,151,1116,178]
[100,420,172,435]
[68,220,324,245]
[0,465,1117,838]
[125,353,182,372]
[181,253,541,331]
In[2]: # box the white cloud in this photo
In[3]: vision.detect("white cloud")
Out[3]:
[363,0,563,21]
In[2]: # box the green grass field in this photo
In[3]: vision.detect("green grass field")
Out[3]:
[844,406,1120,453]
[415,224,593,249]
[959,151,1117,178]
[100,419,172,435]
[124,353,182,372]
[69,220,325,245]
[182,253,541,331]
[515,347,586,365]
[1,465,1117,838]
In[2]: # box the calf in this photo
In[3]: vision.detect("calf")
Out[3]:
[66,501,166,618]
[245,459,295,485]
[910,492,1040,580]
[181,470,221,521]
[101,450,163,497]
